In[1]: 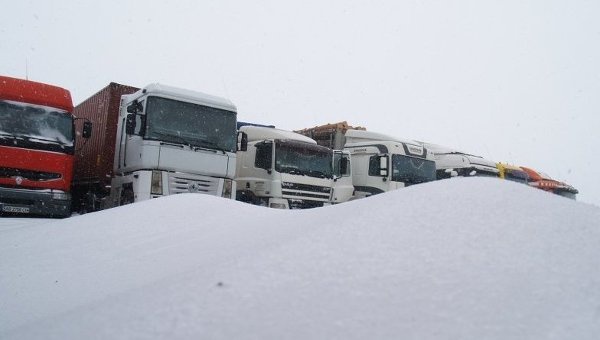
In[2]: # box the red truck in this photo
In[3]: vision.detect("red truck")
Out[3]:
[0,75,91,217]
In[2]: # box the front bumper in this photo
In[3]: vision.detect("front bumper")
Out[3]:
[0,187,71,218]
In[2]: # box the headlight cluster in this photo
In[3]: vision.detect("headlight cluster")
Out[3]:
[52,191,70,200]
[222,179,233,199]
[151,170,163,195]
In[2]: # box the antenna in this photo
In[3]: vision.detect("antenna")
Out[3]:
[25,58,29,80]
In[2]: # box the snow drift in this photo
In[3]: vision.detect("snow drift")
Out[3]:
[1,177,599,339]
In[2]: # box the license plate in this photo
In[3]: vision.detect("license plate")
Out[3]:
[2,205,30,213]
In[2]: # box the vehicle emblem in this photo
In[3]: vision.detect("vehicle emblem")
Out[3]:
[15,176,23,185]
[189,183,197,192]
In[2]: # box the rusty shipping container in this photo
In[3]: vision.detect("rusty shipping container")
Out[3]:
[72,83,139,210]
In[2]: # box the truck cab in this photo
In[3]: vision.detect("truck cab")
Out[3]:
[497,163,530,183]
[0,76,90,217]
[236,126,334,209]
[422,143,499,179]
[343,130,436,198]
[108,83,239,207]
[520,166,578,200]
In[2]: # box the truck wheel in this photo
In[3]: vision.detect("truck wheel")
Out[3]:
[120,188,134,206]
[84,191,97,213]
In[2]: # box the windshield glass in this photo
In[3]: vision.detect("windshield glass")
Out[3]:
[392,154,436,184]
[506,169,529,183]
[275,141,333,178]
[145,96,237,152]
[0,100,73,144]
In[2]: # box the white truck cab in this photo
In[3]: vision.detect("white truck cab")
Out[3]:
[236,126,334,209]
[109,83,240,206]
[422,143,499,179]
[343,130,436,198]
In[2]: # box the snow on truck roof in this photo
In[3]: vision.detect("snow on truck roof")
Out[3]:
[240,125,317,144]
[124,83,237,112]
[344,129,421,147]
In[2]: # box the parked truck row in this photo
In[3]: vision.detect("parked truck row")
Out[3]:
[0,76,579,218]
[298,122,579,200]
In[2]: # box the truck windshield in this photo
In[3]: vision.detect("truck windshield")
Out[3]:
[505,169,529,183]
[0,100,74,152]
[392,154,436,184]
[275,141,333,179]
[145,96,237,152]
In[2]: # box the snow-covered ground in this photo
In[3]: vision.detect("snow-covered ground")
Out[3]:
[1,178,599,339]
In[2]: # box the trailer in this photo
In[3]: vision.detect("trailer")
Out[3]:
[72,83,139,211]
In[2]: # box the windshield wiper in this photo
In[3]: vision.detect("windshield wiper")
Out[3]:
[25,136,67,146]
[279,166,306,176]
[306,170,330,179]
[193,139,228,154]
[153,131,193,148]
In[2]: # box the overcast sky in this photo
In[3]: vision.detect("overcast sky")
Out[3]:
[2,0,599,206]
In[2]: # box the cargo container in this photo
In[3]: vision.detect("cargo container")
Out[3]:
[0,75,91,217]
[71,83,139,211]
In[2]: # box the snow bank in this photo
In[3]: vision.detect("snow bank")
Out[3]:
[1,178,599,339]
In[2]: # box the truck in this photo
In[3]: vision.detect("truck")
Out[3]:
[421,142,499,179]
[235,125,335,209]
[519,166,578,200]
[0,75,91,217]
[342,130,437,198]
[496,163,530,183]
[72,82,244,212]
[297,123,436,199]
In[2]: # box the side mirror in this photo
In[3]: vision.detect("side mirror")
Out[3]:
[126,100,143,114]
[82,121,92,139]
[238,131,248,152]
[125,113,136,135]
[379,155,389,177]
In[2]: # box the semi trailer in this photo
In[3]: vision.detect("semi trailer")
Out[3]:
[72,82,243,212]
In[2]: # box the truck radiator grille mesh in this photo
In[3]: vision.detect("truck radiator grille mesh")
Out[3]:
[167,172,219,196]
[0,167,61,181]
[281,182,331,202]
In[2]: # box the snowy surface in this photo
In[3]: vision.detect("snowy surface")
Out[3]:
[1,178,599,339]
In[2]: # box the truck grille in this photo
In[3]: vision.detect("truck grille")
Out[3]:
[281,182,331,202]
[168,172,219,196]
[0,167,61,181]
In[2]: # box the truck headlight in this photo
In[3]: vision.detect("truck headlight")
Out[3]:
[269,203,287,209]
[222,179,233,199]
[52,191,70,200]
[151,170,163,195]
